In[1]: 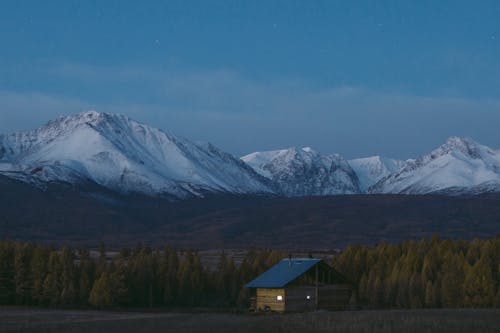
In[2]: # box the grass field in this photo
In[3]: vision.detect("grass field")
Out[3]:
[1,308,499,333]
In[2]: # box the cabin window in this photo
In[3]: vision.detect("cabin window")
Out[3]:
[276,295,283,301]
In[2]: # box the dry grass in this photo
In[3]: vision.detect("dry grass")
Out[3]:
[1,308,499,333]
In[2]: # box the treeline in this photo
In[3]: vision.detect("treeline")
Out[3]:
[332,235,500,308]
[0,242,283,308]
[0,236,499,309]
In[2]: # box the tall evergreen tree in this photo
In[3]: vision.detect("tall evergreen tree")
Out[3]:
[42,251,61,305]
[31,245,50,305]
[424,280,437,308]
[0,241,15,304]
[463,258,495,307]
[439,253,465,308]
[163,248,179,305]
[14,242,33,304]
[88,272,113,307]
[111,257,130,306]
[59,247,76,305]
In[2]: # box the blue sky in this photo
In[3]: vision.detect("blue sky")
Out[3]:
[1,1,499,158]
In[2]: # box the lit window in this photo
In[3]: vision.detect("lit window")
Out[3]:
[276,295,283,301]
[306,295,311,300]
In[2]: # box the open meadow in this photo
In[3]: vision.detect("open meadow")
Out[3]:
[1,308,499,333]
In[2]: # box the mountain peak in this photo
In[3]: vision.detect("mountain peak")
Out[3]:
[348,155,405,191]
[57,110,105,124]
[80,110,102,119]
[241,146,360,196]
[48,111,138,129]
[444,136,476,148]
[0,112,273,198]
[370,136,500,194]
[434,136,481,159]
[41,110,109,135]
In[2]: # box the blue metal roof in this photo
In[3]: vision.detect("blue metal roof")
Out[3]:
[245,258,321,288]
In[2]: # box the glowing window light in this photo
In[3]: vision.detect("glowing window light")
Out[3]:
[306,295,311,300]
[276,295,283,301]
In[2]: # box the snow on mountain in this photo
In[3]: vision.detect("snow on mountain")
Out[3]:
[370,137,500,194]
[241,147,360,196]
[2,112,499,198]
[348,156,406,191]
[0,111,272,198]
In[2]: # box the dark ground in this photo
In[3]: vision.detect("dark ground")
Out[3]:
[1,175,500,249]
[0,307,499,333]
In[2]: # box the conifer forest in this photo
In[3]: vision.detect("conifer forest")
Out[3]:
[0,236,499,309]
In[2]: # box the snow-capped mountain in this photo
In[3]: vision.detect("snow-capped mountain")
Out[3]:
[349,156,406,191]
[0,111,272,198]
[370,137,500,194]
[2,112,499,198]
[241,147,360,196]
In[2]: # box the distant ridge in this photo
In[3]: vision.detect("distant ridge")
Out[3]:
[0,111,273,198]
[1,111,500,198]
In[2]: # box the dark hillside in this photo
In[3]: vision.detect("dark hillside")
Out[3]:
[1,175,499,248]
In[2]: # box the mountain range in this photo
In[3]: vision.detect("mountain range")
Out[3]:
[0,111,272,199]
[1,111,500,199]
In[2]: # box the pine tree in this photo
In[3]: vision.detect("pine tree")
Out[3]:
[439,254,465,308]
[0,241,15,304]
[421,252,438,285]
[14,242,33,304]
[463,258,495,307]
[59,247,76,305]
[465,238,482,265]
[227,257,238,304]
[236,285,250,307]
[409,272,423,308]
[424,280,437,308]
[396,269,410,308]
[213,253,238,305]
[494,285,500,308]
[77,248,94,306]
[190,252,205,305]
[151,248,163,305]
[88,272,113,307]
[163,249,179,305]
[31,245,50,305]
[177,251,193,305]
[111,257,130,306]
[358,273,368,303]
[42,251,61,305]
[384,263,400,306]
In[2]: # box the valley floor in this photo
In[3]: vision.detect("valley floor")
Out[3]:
[0,307,499,333]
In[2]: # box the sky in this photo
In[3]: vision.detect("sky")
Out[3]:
[0,0,499,159]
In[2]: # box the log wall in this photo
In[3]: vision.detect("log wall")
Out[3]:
[256,288,285,312]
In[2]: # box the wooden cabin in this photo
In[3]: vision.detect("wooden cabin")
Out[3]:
[245,258,352,313]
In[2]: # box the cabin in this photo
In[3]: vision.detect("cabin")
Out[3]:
[245,258,352,312]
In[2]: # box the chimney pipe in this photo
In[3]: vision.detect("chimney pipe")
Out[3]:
[288,253,292,268]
